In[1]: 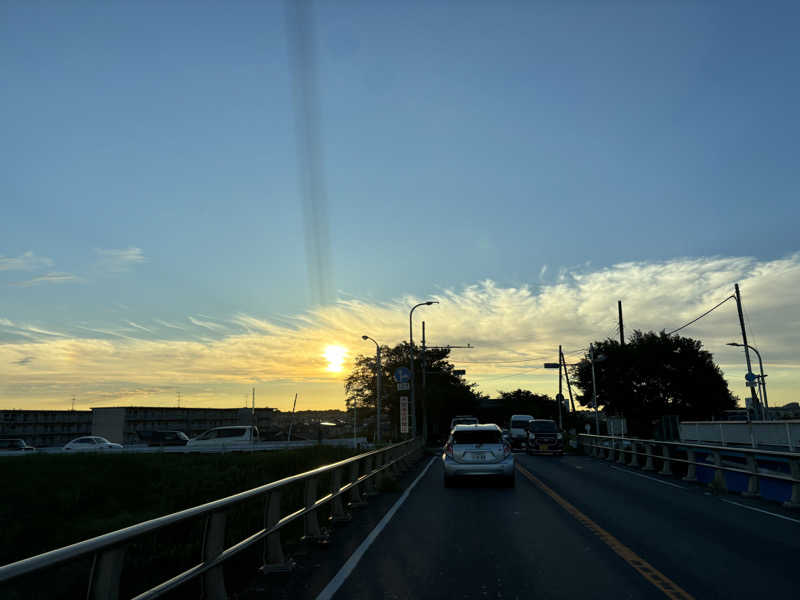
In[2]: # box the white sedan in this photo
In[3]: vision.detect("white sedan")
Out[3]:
[63,436,123,451]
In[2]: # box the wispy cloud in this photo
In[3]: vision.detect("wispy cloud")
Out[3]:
[9,272,82,287]
[0,318,14,327]
[13,356,34,366]
[94,247,146,273]
[154,319,185,331]
[188,316,228,332]
[126,321,153,334]
[1,254,799,410]
[0,251,53,271]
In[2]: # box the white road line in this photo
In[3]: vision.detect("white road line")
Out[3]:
[720,498,800,524]
[315,456,437,600]
[609,466,686,489]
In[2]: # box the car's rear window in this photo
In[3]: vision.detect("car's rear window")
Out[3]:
[453,430,501,444]
[511,419,531,429]
[531,421,557,432]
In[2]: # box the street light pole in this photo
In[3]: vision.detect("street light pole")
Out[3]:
[362,335,382,442]
[727,342,769,420]
[409,301,438,439]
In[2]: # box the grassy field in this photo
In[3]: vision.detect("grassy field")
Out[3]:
[0,446,359,598]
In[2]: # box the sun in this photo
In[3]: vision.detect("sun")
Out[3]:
[323,345,347,373]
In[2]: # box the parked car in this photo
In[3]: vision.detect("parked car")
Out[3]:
[0,438,35,452]
[449,415,479,430]
[509,414,533,449]
[186,426,259,447]
[442,424,514,487]
[137,430,189,446]
[526,419,564,455]
[63,436,123,451]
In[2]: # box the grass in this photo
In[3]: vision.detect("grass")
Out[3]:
[0,446,359,599]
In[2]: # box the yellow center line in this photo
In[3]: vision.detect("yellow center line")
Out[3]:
[516,463,695,600]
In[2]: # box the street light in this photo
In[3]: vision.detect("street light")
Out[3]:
[362,335,382,443]
[589,344,607,434]
[409,301,438,440]
[727,342,769,420]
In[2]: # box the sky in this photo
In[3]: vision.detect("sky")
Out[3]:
[1,1,799,412]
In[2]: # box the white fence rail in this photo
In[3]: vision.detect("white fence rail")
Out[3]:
[680,421,800,451]
[0,438,423,599]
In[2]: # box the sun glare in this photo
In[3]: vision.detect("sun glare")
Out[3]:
[323,345,347,373]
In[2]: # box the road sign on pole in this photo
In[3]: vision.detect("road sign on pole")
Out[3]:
[396,382,410,391]
[394,367,411,383]
[400,396,409,434]
[543,363,560,369]
[745,372,757,382]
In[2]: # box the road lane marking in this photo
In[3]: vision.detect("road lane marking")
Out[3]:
[719,498,800,524]
[316,457,436,600]
[516,463,695,600]
[609,466,686,489]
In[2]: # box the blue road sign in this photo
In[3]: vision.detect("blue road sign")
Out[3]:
[394,367,411,383]
[745,372,757,382]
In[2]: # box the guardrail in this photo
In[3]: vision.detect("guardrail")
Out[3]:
[578,434,800,510]
[0,438,423,599]
[680,420,800,451]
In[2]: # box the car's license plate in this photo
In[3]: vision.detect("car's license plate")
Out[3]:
[539,444,549,450]
[469,452,487,460]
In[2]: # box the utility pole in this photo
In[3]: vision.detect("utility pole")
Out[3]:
[590,344,600,434]
[558,344,564,429]
[734,283,761,420]
[287,393,298,441]
[618,300,625,345]
[560,348,576,412]
[421,321,427,444]
[409,301,438,439]
[71,396,75,411]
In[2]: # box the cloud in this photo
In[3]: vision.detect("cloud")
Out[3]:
[9,272,82,287]
[0,318,14,327]
[126,321,153,334]
[0,251,53,271]
[13,356,34,366]
[94,247,146,273]
[154,319,185,331]
[1,253,799,410]
[188,316,228,332]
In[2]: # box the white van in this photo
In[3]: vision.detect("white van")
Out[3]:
[509,415,533,448]
[449,415,479,431]
[186,426,259,448]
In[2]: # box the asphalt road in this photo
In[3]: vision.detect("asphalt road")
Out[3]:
[326,452,800,600]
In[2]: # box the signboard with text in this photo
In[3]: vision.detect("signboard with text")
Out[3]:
[400,396,409,433]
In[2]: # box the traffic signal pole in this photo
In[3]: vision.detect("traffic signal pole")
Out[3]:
[734,284,761,420]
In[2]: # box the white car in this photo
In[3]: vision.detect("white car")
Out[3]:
[509,414,533,449]
[63,436,123,451]
[186,426,259,447]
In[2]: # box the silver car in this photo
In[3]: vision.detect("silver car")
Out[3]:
[442,424,515,487]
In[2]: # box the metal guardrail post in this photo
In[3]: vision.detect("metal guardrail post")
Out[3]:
[628,442,639,468]
[200,511,227,600]
[743,455,760,497]
[642,444,655,471]
[348,460,367,507]
[87,545,126,600]
[606,439,616,462]
[262,490,292,573]
[303,476,324,541]
[785,458,800,509]
[660,445,673,476]
[365,455,379,496]
[617,441,627,464]
[330,468,350,522]
[682,449,697,482]
[711,451,727,492]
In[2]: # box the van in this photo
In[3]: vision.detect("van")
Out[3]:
[449,415,479,430]
[186,426,259,447]
[509,415,533,448]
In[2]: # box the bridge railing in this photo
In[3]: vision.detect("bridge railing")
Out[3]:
[0,438,424,599]
[578,434,800,509]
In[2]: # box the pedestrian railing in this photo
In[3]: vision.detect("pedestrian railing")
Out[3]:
[0,438,424,599]
[578,434,800,509]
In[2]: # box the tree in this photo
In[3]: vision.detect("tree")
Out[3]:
[345,343,483,440]
[497,389,557,421]
[570,330,736,433]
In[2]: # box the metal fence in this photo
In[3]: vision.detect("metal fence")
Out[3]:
[578,434,800,509]
[679,421,800,451]
[0,438,423,599]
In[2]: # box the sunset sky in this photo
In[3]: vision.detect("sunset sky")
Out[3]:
[2,1,799,412]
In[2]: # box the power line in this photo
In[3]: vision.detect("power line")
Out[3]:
[666,295,735,336]
[455,357,545,364]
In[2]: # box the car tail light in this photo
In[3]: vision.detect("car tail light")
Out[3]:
[445,442,454,457]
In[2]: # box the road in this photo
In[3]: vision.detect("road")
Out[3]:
[323,452,799,600]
